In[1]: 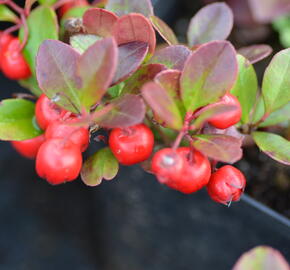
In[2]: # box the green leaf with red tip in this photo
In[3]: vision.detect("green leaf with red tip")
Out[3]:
[78,37,118,109]
[70,34,101,54]
[187,3,233,46]
[83,8,118,37]
[112,13,156,54]
[253,131,290,165]
[192,134,243,163]
[260,102,290,127]
[112,41,149,85]
[123,63,166,94]
[94,94,145,128]
[233,246,290,270]
[81,147,119,186]
[149,15,178,45]
[105,0,153,17]
[262,49,290,114]
[0,5,18,23]
[19,6,58,74]
[149,45,191,71]
[238,44,272,64]
[231,55,258,124]
[0,99,42,141]
[142,81,183,130]
[36,40,81,113]
[180,41,238,112]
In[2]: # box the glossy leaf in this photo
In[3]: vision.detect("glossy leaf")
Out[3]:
[231,55,258,124]
[112,41,149,85]
[260,102,290,127]
[142,82,183,130]
[0,5,18,23]
[95,94,145,128]
[81,147,119,186]
[253,132,290,165]
[36,40,81,113]
[150,15,178,45]
[180,41,238,112]
[262,48,290,114]
[149,45,191,71]
[106,0,153,17]
[83,8,118,37]
[193,134,243,163]
[112,13,156,53]
[187,2,233,46]
[70,34,101,54]
[238,44,272,64]
[78,37,118,109]
[123,63,166,94]
[19,6,58,73]
[233,246,290,270]
[0,99,42,141]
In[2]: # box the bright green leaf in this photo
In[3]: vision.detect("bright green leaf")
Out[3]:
[38,0,57,5]
[0,5,18,22]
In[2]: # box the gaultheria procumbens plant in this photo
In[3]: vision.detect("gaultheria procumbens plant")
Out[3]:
[0,0,289,205]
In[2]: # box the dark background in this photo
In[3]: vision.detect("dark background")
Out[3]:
[0,0,289,269]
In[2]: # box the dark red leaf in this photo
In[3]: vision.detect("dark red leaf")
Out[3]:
[238,44,273,64]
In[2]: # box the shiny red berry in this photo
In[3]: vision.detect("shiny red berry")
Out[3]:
[207,165,246,205]
[1,38,31,80]
[58,0,88,17]
[35,94,67,130]
[36,138,82,185]
[0,32,14,56]
[109,124,154,165]
[208,93,242,129]
[11,134,45,159]
[45,118,89,152]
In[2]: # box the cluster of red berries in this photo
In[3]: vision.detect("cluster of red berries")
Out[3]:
[12,94,89,185]
[0,32,31,80]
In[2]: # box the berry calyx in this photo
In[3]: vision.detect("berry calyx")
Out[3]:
[35,94,67,130]
[11,134,45,159]
[1,38,31,80]
[208,93,242,129]
[58,0,89,18]
[109,124,154,165]
[45,118,89,152]
[36,138,82,185]
[207,165,246,205]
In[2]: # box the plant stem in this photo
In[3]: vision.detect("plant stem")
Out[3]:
[3,23,21,34]
[19,14,29,51]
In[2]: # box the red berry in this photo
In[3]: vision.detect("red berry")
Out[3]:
[1,38,31,80]
[11,134,45,159]
[109,124,154,165]
[36,138,82,185]
[59,0,88,17]
[35,94,67,130]
[45,118,89,152]
[208,93,242,129]
[0,32,14,56]
[207,165,246,205]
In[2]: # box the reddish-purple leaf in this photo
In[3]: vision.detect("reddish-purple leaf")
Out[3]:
[83,8,118,37]
[248,0,290,23]
[187,2,233,46]
[193,134,243,163]
[149,45,191,71]
[149,15,178,45]
[238,44,273,64]
[105,0,153,18]
[112,41,149,85]
[112,13,156,54]
[123,63,166,94]
[180,41,238,112]
[36,40,81,113]
[142,82,183,130]
[95,94,146,128]
[78,37,118,109]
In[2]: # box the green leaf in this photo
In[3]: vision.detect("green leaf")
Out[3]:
[108,82,125,98]
[19,6,58,74]
[231,55,258,124]
[0,5,18,23]
[0,99,42,141]
[260,102,290,127]
[38,0,57,5]
[251,95,265,124]
[262,48,290,114]
[19,76,42,97]
[70,34,101,54]
[253,131,290,165]
[61,6,89,21]
[81,147,119,186]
